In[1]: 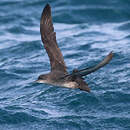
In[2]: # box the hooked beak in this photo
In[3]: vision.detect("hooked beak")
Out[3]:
[32,80,39,83]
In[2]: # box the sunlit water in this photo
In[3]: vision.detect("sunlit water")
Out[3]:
[0,0,130,129]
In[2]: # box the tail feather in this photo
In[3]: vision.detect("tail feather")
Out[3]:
[76,77,90,92]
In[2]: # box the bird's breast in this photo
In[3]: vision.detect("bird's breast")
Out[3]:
[36,79,78,89]
[62,81,78,88]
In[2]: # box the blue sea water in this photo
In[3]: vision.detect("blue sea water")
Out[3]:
[0,0,130,129]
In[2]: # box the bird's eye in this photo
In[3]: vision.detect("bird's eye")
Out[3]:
[38,76,42,80]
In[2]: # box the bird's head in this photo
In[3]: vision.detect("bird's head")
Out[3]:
[36,74,49,83]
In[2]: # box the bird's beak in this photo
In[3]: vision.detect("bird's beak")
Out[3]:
[35,80,39,82]
[35,79,41,83]
[33,79,41,83]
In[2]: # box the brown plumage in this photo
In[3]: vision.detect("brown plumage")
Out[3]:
[36,4,113,92]
[40,4,67,73]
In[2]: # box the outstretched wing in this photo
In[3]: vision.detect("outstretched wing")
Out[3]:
[62,52,113,78]
[40,4,67,73]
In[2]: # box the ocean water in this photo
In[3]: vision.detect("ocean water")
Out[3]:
[0,0,130,129]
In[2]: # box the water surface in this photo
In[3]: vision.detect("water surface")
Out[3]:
[0,0,130,129]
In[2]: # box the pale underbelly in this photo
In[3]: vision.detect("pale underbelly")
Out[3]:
[36,80,78,89]
[61,82,78,88]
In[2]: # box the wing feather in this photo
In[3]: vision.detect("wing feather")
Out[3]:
[40,4,67,73]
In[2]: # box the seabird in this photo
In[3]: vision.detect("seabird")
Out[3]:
[36,4,113,92]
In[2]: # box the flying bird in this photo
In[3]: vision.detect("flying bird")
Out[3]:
[36,4,113,92]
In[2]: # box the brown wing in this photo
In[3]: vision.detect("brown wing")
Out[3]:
[40,4,67,73]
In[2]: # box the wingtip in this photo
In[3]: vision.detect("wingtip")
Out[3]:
[108,51,114,59]
[41,3,52,24]
[42,3,51,17]
[44,3,51,11]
